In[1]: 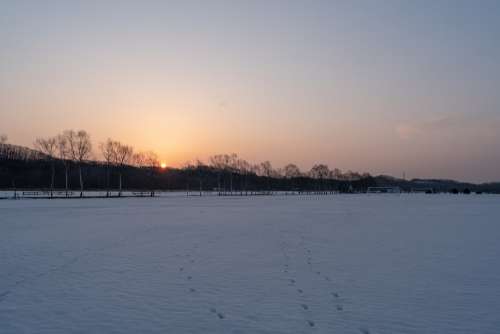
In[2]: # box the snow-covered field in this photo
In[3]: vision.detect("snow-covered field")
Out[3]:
[1,195,499,333]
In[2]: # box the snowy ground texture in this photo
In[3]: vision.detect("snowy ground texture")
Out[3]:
[1,195,499,333]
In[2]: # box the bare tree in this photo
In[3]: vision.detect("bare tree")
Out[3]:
[99,139,118,197]
[209,154,226,193]
[237,158,251,194]
[56,134,71,195]
[132,151,160,195]
[143,151,159,196]
[310,164,330,191]
[195,159,206,196]
[226,153,238,193]
[260,161,274,192]
[251,163,261,176]
[283,163,301,192]
[113,142,133,196]
[132,152,146,167]
[284,163,301,178]
[0,134,7,144]
[344,170,361,181]
[330,168,343,180]
[65,130,92,197]
[34,136,57,197]
[144,151,159,169]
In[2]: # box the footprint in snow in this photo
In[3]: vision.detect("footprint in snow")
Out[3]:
[307,320,315,327]
[297,289,303,294]
[324,276,331,281]
[217,312,225,319]
[336,305,343,311]
[179,267,184,272]
[0,291,11,301]
[209,308,217,313]
[289,279,296,284]
[332,292,339,298]
[189,288,196,293]
[316,271,321,275]
[301,304,309,310]
[187,276,192,280]
[359,328,370,334]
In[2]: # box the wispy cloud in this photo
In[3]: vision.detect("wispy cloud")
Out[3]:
[396,113,500,140]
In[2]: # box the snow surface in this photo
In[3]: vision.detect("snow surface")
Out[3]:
[1,194,499,333]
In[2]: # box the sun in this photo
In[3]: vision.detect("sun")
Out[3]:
[160,162,167,169]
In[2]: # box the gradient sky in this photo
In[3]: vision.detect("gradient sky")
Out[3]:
[1,0,500,182]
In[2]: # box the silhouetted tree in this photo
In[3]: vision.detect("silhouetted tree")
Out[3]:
[310,164,330,191]
[260,161,274,192]
[195,159,206,196]
[284,163,301,178]
[99,139,118,197]
[237,158,251,194]
[113,141,133,196]
[344,170,361,181]
[56,134,71,195]
[226,153,238,193]
[65,130,92,197]
[34,136,57,197]
[132,152,146,167]
[209,154,226,193]
[144,151,160,196]
[330,168,343,180]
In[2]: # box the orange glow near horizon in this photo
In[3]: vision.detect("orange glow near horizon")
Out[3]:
[160,162,167,169]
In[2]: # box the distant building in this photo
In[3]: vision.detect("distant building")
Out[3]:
[367,186,401,194]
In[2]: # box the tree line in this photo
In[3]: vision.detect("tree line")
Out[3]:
[0,130,376,195]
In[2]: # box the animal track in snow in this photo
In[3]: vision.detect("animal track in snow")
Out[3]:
[0,291,12,302]
[301,303,309,310]
[208,307,225,319]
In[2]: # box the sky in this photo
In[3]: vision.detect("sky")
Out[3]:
[1,0,500,182]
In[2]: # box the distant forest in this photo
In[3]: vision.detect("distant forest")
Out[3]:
[1,131,499,194]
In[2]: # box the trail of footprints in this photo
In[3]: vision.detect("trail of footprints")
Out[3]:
[279,240,315,328]
[177,242,226,322]
[301,236,346,311]
[279,234,349,330]
[175,234,367,332]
